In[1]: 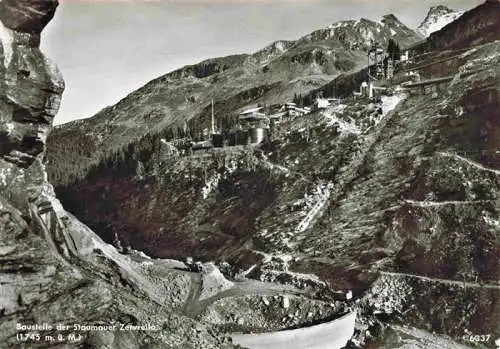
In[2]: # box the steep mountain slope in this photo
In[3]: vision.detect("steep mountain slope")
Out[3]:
[51,38,500,347]
[46,13,421,187]
[416,5,464,37]
[44,2,500,348]
[413,0,500,54]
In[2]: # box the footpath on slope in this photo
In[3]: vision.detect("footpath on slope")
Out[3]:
[379,271,500,290]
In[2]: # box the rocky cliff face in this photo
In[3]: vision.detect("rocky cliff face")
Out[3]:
[0,0,63,169]
[0,2,238,348]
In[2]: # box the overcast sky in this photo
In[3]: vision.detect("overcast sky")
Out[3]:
[41,0,482,124]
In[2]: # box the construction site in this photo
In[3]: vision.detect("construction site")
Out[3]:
[164,38,478,162]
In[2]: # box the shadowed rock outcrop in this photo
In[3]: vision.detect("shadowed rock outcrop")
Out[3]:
[0,2,63,168]
[0,0,58,34]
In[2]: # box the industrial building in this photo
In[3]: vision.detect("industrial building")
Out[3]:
[237,107,270,144]
[178,99,315,155]
[268,102,310,124]
[313,97,341,111]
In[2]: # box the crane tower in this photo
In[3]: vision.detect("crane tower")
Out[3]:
[367,43,385,81]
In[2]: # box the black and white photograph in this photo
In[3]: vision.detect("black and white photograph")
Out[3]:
[0,0,499,348]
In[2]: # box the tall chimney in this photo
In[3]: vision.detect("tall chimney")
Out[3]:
[211,98,215,134]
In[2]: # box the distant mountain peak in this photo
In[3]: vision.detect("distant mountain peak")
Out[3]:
[417,4,464,37]
[299,13,420,52]
[428,5,454,14]
[379,13,408,30]
[381,13,399,21]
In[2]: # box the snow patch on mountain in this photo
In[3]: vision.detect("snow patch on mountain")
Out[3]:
[304,14,420,51]
[417,5,464,37]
